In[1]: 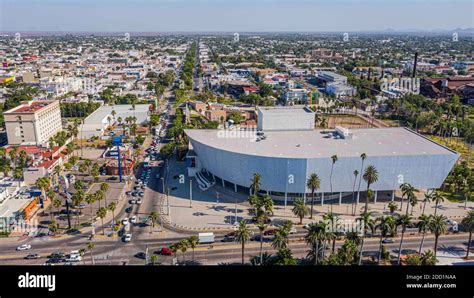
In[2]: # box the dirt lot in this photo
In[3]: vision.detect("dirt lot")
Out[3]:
[321,114,376,129]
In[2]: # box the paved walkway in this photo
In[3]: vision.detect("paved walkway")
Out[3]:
[159,160,473,232]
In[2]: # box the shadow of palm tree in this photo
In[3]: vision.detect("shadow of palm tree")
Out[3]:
[437,245,466,257]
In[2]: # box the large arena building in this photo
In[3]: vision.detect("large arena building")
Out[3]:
[185,107,459,203]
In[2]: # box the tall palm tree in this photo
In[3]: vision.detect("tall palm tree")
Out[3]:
[250,172,262,196]
[417,214,432,254]
[177,239,189,262]
[108,202,117,233]
[36,177,51,207]
[256,215,268,265]
[149,211,159,230]
[356,153,367,204]
[431,191,445,215]
[235,220,251,265]
[358,212,375,265]
[399,182,410,211]
[188,235,199,261]
[306,173,321,219]
[422,191,433,216]
[87,242,95,265]
[85,194,96,223]
[429,214,448,258]
[47,189,56,221]
[401,183,418,215]
[292,198,309,225]
[100,182,109,207]
[396,214,412,264]
[351,170,359,216]
[96,207,108,235]
[461,210,474,258]
[304,222,327,265]
[376,215,396,263]
[323,212,340,253]
[362,165,379,213]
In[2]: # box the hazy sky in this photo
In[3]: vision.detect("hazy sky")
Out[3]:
[0,0,472,32]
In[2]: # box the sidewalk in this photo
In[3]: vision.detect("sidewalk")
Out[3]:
[158,160,473,232]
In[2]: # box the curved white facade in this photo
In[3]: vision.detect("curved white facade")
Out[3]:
[186,128,459,194]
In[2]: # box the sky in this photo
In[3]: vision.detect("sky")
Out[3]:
[0,0,473,32]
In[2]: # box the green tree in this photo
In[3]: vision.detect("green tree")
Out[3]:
[292,198,309,224]
[357,212,375,265]
[96,207,108,235]
[235,220,251,265]
[362,165,379,213]
[306,173,321,219]
[396,215,412,265]
[429,214,448,258]
[188,235,200,261]
[417,214,432,254]
[461,210,474,258]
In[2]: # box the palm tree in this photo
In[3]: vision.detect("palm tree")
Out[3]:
[250,172,262,196]
[396,214,412,264]
[323,212,340,253]
[399,182,410,211]
[429,214,448,258]
[401,183,418,215]
[356,153,367,204]
[48,220,59,235]
[188,235,199,261]
[149,211,159,230]
[53,197,62,218]
[108,202,117,233]
[261,194,274,216]
[85,194,96,223]
[177,239,189,262]
[422,191,433,216]
[351,170,359,215]
[329,155,338,210]
[362,165,379,213]
[36,177,51,206]
[47,189,56,221]
[431,191,445,215]
[417,214,432,254]
[100,183,109,207]
[304,222,326,265]
[292,198,309,225]
[272,225,290,250]
[375,215,396,263]
[96,207,108,235]
[357,212,375,265]
[87,242,95,265]
[235,220,251,265]
[306,173,321,219]
[256,215,268,264]
[461,210,474,258]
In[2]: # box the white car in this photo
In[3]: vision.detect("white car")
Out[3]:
[131,216,138,224]
[16,244,31,251]
[123,233,132,242]
[136,199,142,205]
[289,227,298,234]
[122,218,129,226]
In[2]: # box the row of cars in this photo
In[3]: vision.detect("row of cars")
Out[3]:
[17,245,83,265]
[134,247,173,260]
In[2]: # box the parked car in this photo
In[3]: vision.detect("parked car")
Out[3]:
[159,247,173,255]
[49,251,65,259]
[129,199,137,205]
[131,216,138,224]
[123,233,132,242]
[263,229,276,236]
[138,192,144,197]
[382,238,395,244]
[106,176,118,181]
[125,206,133,213]
[16,244,31,251]
[136,199,143,205]
[135,252,146,259]
[25,253,40,259]
[126,191,132,196]
[122,218,129,226]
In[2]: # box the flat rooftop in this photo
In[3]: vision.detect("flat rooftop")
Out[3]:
[5,101,54,114]
[185,127,458,159]
[258,106,314,115]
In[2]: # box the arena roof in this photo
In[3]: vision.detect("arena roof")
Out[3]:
[185,127,458,159]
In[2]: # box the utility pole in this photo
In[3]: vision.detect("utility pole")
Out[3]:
[189,179,193,208]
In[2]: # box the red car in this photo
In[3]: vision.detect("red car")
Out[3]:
[159,247,173,255]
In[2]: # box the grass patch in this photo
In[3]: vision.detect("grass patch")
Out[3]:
[438,191,473,203]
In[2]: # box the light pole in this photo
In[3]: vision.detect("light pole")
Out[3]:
[166,187,170,217]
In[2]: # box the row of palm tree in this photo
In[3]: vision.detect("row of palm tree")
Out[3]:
[232,209,474,265]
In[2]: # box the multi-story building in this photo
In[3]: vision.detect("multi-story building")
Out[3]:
[4,100,62,146]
